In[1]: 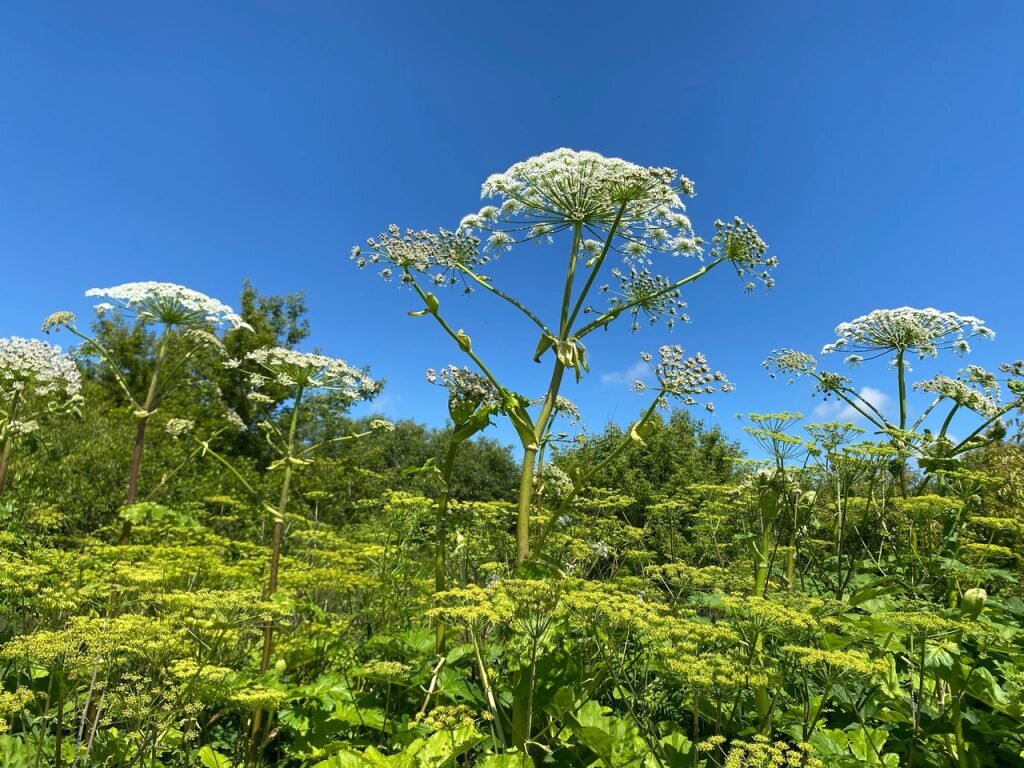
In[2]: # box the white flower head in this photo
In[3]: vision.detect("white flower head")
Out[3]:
[164,418,195,438]
[246,347,380,403]
[0,337,82,403]
[429,364,499,423]
[643,346,732,407]
[914,367,1001,417]
[821,308,994,361]
[85,282,253,331]
[357,225,483,281]
[462,148,706,262]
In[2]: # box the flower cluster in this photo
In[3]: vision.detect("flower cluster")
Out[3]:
[414,704,487,732]
[637,346,732,411]
[459,148,700,258]
[711,217,775,291]
[763,349,817,382]
[83,282,252,331]
[0,338,82,438]
[821,308,994,362]
[915,366,1001,417]
[354,225,483,285]
[602,265,690,331]
[0,337,82,404]
[246,347,380,401]
[426,365,499,422]
[164,418,195,438]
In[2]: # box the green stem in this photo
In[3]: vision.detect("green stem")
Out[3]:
[470,629,506,747]
[574,257,725,339]
[250,385,304,765]
[938,404,960,441]
[533,394,664,557]
[0,437,13,497]
[816,380,889,431]
[118,325,172,545]
[558,225,583,337]
[0,392,21,495]
[515,445,539,565]
[950,399,1021,456]
[897,350,907,431]
[458,269,551,335]
[434,440,459,655]
[63,325,139,407]
[565,206,626,331]
[406,271,505,394]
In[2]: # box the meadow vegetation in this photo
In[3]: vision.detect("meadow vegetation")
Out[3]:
[1,150,1022,767]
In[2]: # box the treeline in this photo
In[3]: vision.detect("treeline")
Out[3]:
[1,280,740,538]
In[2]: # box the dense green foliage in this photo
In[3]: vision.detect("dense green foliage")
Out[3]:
[2,279,1022,768]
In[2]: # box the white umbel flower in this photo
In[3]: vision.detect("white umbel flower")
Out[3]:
[85,282,252,331]
[246,347,380,402]
[821,308,994,361]
[0,337,82,401]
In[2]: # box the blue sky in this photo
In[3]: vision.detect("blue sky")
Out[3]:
[2,2,1022,454]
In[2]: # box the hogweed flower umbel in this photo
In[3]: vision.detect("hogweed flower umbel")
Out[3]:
[0,337,82,408]
[638,345,733,412]
[0,337,83,492]
[85,281,253,331]
[246,347,380,402]
[821,307,994,363]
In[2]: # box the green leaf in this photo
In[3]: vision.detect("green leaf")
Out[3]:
[533,333,555,363]
[198,747,234,768]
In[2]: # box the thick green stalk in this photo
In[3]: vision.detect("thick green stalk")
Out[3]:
[894,349,910,498]
[896,350,907,431]
[434,440,459,655]
[564,206,626,331]
[0,439,12,495]
[515,445,540,564]
[118,325,172,545]
[250,385,304,765]
[514,227,585,564]
[533,394,663,557]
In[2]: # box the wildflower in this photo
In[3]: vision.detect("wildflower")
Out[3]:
[0,337,82,404]
[41,311,77,333]
[428,364,499,423]
[164,418,195,438]
[357,225,482,281]
[84,282,252,331]
[821,307,994,361]
[915,369,1001,417]
[640,345,732,409]
[246,347,380,402]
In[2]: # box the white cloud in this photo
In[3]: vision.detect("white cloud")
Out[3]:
[354,391,400,418]
[811,386,891,423]
[600,361,648,386]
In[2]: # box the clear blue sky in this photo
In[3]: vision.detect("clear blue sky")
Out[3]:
[2,2,1022,453]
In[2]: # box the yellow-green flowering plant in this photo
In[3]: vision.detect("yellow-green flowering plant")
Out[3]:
[44,281,251,543]
[356,148,774,566]
[0,337,83,494]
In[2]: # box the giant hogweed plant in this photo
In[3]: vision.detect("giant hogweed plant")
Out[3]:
[0,337,82,495]
[355,148,774,567]
[44,282,252,544]
[766,308,1024,496]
